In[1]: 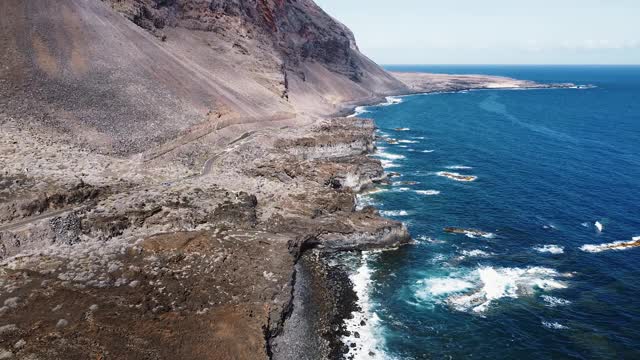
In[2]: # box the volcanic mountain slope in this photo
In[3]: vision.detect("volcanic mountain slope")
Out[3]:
[0,0,407,155]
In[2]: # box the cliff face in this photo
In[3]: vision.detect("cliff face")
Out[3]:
[0,0,406,155]
[103,0,408,113]
[107,0,364,79]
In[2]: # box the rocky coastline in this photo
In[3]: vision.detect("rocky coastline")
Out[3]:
[0,113,412,359]
[0,72,577,359]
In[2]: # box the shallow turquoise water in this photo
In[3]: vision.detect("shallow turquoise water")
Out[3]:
[355,66,640,359]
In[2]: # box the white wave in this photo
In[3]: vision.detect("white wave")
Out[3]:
[542,321,569,330]
[394,128,411,131]
[408,149,416,152]
[541,295,572,307]
[355,195,379,210]
[412,136,426,140]
[380,210,409,217]
[453,230,495,239]
[361,187,389,195]
[398,145,408,148]
[436,171,478,182]
[380,96,404,106]
[416,278,474,298]
[347,106,370,118]
[581,222,589,228]
[422,150,435,153]
[391,181,419,186]
[580,238,640,253]
[460,249,493,258]
[398,140,419,144]
[375,151,405,160]
[380,160,400,169]
[343,253,389,359]
[445,165,473,170]
[416,235,445,244]
[595,221,604,232]
[534,245,565,254]
[416,190,440,196]
[445,266,568,314]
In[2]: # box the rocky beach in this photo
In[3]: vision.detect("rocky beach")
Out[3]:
[0,1,573,358]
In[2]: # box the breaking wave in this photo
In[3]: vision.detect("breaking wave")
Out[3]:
[436,171,478,182]
[414,266,569,314]
[534,245,565,254]
[376,151,406,160]
[541,295,572,307]
[542,321,569,330]
[348,106,370,118]
[380,210,409,217]
[343,253,389,359]
[381,96,404,106]
[380,160,400,169]
[415,190,441,196]
[580,237,640,253]
[459,249,493,258]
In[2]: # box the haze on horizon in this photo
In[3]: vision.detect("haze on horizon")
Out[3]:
[315,0,640,65]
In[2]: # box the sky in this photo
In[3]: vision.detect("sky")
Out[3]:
[314,0,640,65]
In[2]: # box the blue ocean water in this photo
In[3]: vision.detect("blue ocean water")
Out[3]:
[352,66,640,359]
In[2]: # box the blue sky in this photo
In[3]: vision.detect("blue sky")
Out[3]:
[314,0,640,64]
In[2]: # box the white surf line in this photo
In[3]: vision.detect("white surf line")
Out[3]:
[343,252,389,360]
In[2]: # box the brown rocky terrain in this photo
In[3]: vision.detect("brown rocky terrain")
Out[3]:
[0,115,411,359]
[0,0,573,359]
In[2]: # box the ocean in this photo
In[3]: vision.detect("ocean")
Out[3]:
[346,65,640,359]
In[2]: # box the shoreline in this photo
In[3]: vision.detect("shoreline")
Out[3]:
[307,73,581,359]
[334,72,579,118]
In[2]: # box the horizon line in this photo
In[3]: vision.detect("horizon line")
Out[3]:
[382,63,640,66]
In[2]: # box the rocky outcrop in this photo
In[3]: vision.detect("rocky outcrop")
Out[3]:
[0,116,411,359]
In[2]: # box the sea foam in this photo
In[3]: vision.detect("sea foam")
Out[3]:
[541,295,572,307]
[381,96,403,106]
[415,190,441,196]
[380,160,400,169]
[380,210,409,217]
[580,237,640,253]
[436,171,478,182]
[417,278,474,298]
[542,321,569,330]
[459,249,493,258]
[343,253,388,359]
[534,245,565,254]
[347,106,370,118]
[442,266,568,314]
[375,151,406,160]
[595,221,604,232]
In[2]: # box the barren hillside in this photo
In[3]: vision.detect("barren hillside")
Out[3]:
[0,0,407,155]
